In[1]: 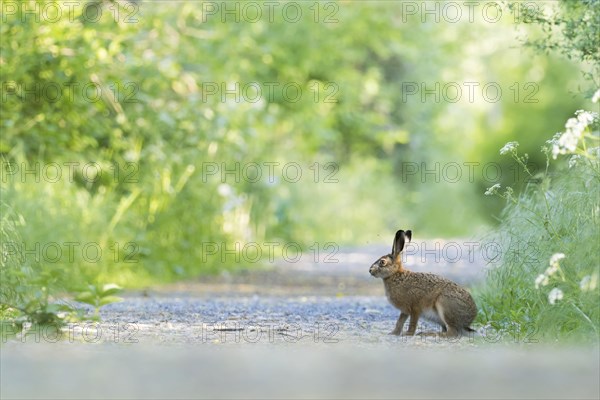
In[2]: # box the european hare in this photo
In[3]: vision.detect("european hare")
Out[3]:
[369,229,477,337]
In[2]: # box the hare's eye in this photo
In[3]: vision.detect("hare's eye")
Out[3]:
[379,259,385,266]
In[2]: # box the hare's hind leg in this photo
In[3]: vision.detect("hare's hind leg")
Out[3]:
[435,300,464,337]
[390,312,409,335]
[434,301,459,337]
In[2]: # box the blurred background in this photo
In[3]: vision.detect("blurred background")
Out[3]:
[0,1,597,290]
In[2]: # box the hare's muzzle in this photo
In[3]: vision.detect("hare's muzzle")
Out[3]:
[369,265,376,276]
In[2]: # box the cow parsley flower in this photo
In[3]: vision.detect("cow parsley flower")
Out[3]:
[580,274,598,292]
[549,253,565,268]
[535,254,566,289]
[545,264,559,277]
[552,111,598,159]
[544,253,565,277]
[577,110,595,124]
[484,183,501,196]
[500,141,519,155]
[535,274,549,289]
[548,288,564,305]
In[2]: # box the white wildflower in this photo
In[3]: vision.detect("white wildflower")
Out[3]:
[535,254,566,289]
[484,183,501,196]
[576,110,596,124]
[580,274,598,292]
[564,117,579,130]
[552,111,598,159]
[535,274,549,289]
[500,141,519,155]
[548,287,564,305]
[545,264,559,277]
[592,89,600,103]
[549,253,565,267]
[554,125,582,157]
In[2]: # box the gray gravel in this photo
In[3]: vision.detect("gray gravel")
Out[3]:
[88,295,470,346]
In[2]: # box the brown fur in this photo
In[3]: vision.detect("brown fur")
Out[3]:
[369,230,477,337]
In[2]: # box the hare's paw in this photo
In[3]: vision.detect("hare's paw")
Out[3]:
[415,331,439,337]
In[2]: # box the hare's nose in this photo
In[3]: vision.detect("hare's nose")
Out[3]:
[369,266,375,274]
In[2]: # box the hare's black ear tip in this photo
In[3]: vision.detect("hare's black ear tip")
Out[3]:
[406,230,412,241]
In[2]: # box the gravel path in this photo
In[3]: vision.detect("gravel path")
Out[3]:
[2,243,599,399]
[69,295,471,346]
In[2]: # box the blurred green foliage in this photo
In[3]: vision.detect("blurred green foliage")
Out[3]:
[0,0,594,322]
[475,0,600,341]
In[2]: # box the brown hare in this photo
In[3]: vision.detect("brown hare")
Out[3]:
[369,229,477,337]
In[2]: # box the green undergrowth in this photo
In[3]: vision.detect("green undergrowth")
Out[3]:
[475,106,600,342]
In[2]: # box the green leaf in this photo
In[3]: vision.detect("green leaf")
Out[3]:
[100,283,123,297]
[74,292,96,305]
[99,296,123,307]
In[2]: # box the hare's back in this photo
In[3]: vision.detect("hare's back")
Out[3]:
[408,272,473,299]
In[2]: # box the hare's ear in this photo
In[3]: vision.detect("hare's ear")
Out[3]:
[391,230,406,259]
[405,230,412,243]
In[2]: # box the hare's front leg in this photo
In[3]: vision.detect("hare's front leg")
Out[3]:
[404,312,420,336]
[390,312,409,335]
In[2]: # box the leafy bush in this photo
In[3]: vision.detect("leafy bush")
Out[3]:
[509,0,600,87]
